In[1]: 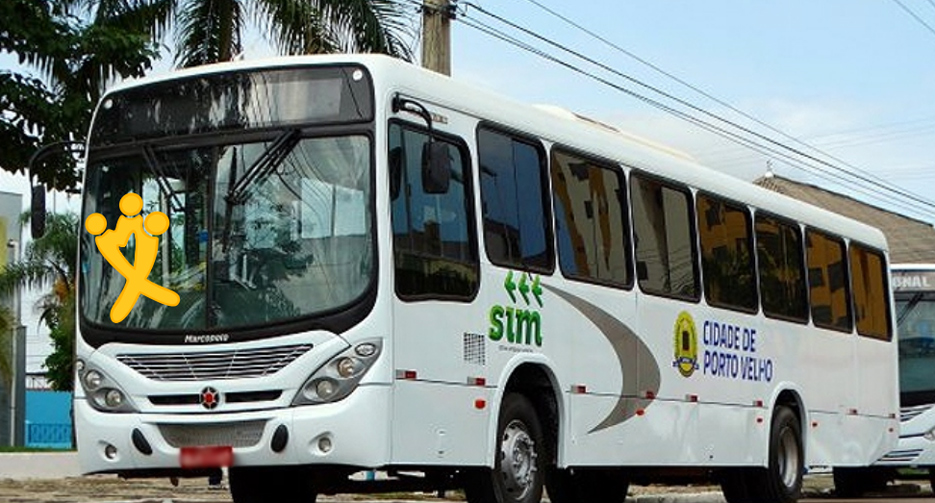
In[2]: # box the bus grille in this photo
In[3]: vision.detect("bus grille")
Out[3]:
[159,420,267,448]
[117,344,313,381]
[900,404,933,422]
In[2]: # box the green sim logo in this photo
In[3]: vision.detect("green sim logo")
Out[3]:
[488,271,544,346]
[85,192,180,323]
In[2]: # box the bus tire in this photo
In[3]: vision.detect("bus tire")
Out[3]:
[750,406,803,503]
[229,466,317,503]
[929,467,935,493]
[464,392,546,503]
[547,468,629,503]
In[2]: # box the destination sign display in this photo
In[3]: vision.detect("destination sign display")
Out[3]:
[891,270,935,292]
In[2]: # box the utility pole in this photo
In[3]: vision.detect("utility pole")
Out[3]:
[422,0,453,75]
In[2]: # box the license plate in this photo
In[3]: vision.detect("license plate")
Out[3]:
[180,446,233,469]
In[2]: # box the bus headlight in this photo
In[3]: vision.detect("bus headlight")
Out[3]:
[77,364,138,413]
[292,339,382,406]
[84,370,103,391]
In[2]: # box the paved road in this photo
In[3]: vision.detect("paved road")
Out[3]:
[0,454,931,503]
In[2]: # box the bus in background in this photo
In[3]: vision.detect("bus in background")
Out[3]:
[50,54,899,503]
[836,265,935,495]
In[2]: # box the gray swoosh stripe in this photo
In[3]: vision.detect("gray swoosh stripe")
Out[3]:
[543,284,660,433]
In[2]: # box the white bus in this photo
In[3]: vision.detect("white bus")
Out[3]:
[66,54,898,503]
[835,265,935,495]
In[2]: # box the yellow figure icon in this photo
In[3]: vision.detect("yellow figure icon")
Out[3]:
[85,192,180,323]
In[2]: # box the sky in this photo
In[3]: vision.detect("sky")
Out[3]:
[448,0,935,223]
[4,0,935,370]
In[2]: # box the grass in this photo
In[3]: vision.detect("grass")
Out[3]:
[0,446,74,453]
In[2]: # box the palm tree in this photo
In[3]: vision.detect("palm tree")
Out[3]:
[0,213,79,391]
[69,0,416,69]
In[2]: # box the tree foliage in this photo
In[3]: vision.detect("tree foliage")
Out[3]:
[0,213,79,391]
[0,0,158,191]
[0,306,13,392]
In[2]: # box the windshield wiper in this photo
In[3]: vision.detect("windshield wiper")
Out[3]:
[142,145,184,213]
[898,293,925,326]
[227,129,301,205]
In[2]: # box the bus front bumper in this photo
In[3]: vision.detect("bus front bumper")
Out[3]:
[75,385,391,475]
[874,434,935,467]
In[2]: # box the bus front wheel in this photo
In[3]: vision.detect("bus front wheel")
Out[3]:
[464,392,546,503]
[229,465,317,503]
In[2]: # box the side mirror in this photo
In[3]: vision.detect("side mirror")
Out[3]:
[31,184,46,239]
[422,142,451,194]
[389,147,403,201]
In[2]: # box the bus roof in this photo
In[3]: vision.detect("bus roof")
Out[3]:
[102,53,889,252]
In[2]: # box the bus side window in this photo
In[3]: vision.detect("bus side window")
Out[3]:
[629,173,699,300]
[389,122,478,300]
[755,213,808,322]
[550,148,632,288]
[478,127,554,273]
[697,193,756,312]
[850,244,892,341]
[806,229,853,332]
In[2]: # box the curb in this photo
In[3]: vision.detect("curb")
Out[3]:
[629,492,725,503]
[0,452,80,479]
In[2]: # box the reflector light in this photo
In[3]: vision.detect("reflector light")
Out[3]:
[571,385,586,394]
[474,399,486,410]
[396,370,417,380]
[686,394,698,403]
[645,390,656,399]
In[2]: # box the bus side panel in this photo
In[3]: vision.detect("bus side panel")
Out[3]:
[390,379,491,465]
[856,339,899,418]
[565,393,766,466]
[390,300,492,466]
[856,337,900,461]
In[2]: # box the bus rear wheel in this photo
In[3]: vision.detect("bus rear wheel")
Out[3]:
[722,406,802,503]
[753,406,803,503]
[464,393,546,503]
[229,465,317,503]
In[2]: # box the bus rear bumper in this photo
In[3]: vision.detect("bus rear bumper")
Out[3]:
[75,384,391,475]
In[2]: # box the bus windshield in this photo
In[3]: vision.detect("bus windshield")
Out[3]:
[897,291,935,405]
[80,133,373,333]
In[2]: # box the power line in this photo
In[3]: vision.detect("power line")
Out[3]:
[516,0,935,209]
[891,0,935,38]
[459,3,935,216]
[454,16,935,219]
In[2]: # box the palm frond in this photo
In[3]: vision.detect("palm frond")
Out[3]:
[315,0,416,60]
[176,0,244,67]
[254,0,336,55]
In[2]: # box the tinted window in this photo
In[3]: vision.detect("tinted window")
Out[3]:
[697,194,756,311]
[756,215,808,322]
[630,174,698,299]
[551,149,631,286]
[478,128,552,271]
[390,123,478,299]
[850,245,891,340]
[806,230,852,332]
